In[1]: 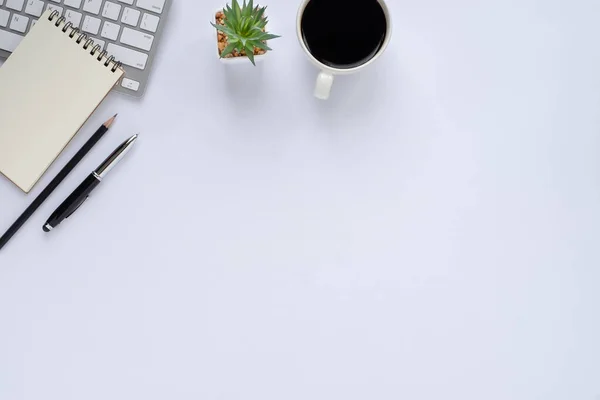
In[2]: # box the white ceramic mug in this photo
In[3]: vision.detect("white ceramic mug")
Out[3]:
[296,0,392,100]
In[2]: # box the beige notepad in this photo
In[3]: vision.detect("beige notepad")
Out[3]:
[0,10,124,193]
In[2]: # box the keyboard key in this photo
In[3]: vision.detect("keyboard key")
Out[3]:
[119,26,152,51]
[118,0,133,4]
[135,0,164,14]
[46,3,63,15]
[0,9,10,27]
[81,15,100,34]
[49,0,61,3]
[107,43,147,69]
[102,1,121,20]
[121,77,139,91]
[0,28,23,51]
[9,14,28,33]
[121,7,139,26]
[101,21,119,40]
[6,0,25,11]
[140,12,158,32]
[64,0,82,8]
[0,0,3,5]
[91,37,105,50]
[64,9,82,27]
[82,0,101,14]
[24,0,44,17]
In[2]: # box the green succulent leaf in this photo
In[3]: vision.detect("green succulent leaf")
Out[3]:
[248,39,271,51]
[233,0,242,20]
[225,5,233,18]
[245,44,256,65]
[243,0,252,18]
[255,6,266,21]
[220,42,238,58]
[240,17,251,33]
[211,22,236,37]
[255,32,280,41]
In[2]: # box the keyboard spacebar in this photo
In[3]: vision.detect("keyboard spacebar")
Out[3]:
[0,30,24,52]
[106,43,148,70]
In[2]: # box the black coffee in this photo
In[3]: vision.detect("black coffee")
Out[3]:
[301,0,387,69]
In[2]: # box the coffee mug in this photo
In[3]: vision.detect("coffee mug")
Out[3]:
[296,0,392,100]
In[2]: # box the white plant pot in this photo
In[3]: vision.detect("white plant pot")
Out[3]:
[214,9,268,65]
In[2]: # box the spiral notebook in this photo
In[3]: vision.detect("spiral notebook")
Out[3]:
[0,10,124,194]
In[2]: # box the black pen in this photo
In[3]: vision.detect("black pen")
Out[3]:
[43,134,138,232]
[0,115,117,251]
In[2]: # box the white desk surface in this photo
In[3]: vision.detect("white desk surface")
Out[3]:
[1,0,600,398]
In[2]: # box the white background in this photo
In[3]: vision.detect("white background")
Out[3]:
[1,0,600,398]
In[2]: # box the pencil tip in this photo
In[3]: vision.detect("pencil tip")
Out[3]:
[104,114,118,128]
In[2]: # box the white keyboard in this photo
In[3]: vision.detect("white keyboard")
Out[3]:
[0,0,171,97]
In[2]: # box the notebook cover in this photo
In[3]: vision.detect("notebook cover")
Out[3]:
[0,10,124,193]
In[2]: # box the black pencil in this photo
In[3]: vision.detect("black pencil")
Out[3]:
[0,114,117,252]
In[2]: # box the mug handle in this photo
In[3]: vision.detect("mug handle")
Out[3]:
[314,71,334,100]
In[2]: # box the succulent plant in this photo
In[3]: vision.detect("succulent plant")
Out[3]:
[212,0,280,65]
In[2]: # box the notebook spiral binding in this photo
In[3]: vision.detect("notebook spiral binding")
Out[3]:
[47,10,123,73]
